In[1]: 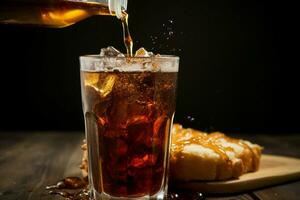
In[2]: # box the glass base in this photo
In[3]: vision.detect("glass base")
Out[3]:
[92,189,166,200]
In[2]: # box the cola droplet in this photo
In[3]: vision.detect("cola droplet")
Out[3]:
[46,177,89,200]
[187,116,195,122]
[167,192,205,200]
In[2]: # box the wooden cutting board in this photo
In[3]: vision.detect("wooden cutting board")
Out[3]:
[175,154,300,194]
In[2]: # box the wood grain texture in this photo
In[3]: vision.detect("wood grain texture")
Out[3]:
[0,132,83,200]
[176,155,300,194]
[0,132,299,200]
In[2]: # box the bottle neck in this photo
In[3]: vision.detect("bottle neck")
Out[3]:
[108,0,127,18]
[91,0,127,18]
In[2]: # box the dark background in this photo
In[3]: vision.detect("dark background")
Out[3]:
[0,0,298,133]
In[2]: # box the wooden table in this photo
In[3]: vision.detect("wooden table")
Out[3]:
[0,132,299,200]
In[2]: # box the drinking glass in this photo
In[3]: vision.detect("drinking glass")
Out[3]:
[80,55,179,199]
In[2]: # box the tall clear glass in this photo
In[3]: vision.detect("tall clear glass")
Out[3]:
[80,55,179,199]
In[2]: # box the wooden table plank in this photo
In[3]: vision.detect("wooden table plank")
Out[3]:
[0,132,299,200]
[212,133,300,200]
[253,181,300,200]
[206,194,254,200]
[0,132,84,200]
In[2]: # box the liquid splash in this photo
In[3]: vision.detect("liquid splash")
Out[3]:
[46,177,89,200]
[46,177,204,200]
[149,19,182,54]
[168,192,204,200]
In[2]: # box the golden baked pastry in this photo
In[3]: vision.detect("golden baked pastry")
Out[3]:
[170,124,262,181]
[81,124,263,181]
[80,141,88,179]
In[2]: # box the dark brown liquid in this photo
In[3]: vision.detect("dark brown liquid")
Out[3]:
[81,71,177,197]
[121,12,133,56]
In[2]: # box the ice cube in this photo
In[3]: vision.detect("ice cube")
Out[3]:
[84,85,101,111]
[126,115,149,127]
[129,156,146,168]
[99,75,117,98]
[135,47,153,57]
[145,154,158,166]
[116,139,128,155]
[97,116,108,126]
[100,46,125,57]
[153,116,165,136]
[84,73,99,86]
[129,154,158,168]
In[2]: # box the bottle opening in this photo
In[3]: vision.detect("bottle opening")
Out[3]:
[108,0,127,18]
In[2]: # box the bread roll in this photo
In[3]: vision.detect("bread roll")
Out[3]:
[170,124,262,181]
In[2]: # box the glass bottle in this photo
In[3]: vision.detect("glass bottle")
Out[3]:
[0,0,127,28]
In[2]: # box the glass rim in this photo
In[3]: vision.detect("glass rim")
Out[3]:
[80,54,179,72]
[80,54,180,61]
